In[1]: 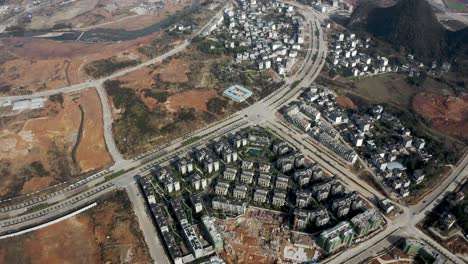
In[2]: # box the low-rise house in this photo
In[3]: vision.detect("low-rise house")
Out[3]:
[223,167,238,181]
[242,160,255,170]
[411,169,425,184]
[272,191,287,207]
[441,212,456,230]
[233,185,249,199]
[288,113,311,132]
[275,175,289,190]
[399,187,410,197]
[299,102,321,121]
[379,199,395,214]
[253,188,269,203]
[215,181,230,196]
[240,170,255,184]
[257,173,272,188]
[257,162,271,173]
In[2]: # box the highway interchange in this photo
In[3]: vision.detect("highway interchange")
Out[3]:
[0,1,467,263]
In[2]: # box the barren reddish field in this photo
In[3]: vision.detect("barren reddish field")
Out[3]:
[158,59,191,83]
[0,190,152,264]
[336,95,358,110]
[168,89,217,112]
[0,34,157,95]
[412,92,468,139]
[75,89,113,173]
[0,89,112,198]
[118,66,156,90]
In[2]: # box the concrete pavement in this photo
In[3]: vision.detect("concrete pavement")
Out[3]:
[126,181,171,264]
[96,83,125,164]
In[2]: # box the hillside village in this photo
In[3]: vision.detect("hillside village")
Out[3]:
[327,32,452,78]
[202,0,305,75]
[283,84,440,198]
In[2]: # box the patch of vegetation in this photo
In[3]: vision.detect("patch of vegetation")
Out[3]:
[49,94,64,107]
[84,57,140,78]
[182,136,202,146]
[29,161,49,177]
[177,107,196,121]
[52,23,72,30]
[211,62,284,99]
[144,90,169,103]
[104,170,125,182]
[25,203,50,213]
[105,80,208,156]
[4,25,26,33]
[207,97,228,115]
[406,71,427,86]
[138,35,179,58]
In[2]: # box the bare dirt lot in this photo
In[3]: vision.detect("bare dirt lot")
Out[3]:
[75,89,113,173]
[336,95,358,110]
[0,88,112,198]
[0,189,152,264]
[0,35,157,95]
[158,58,191,83]
[167,89,218,112]
[412,93,468,140]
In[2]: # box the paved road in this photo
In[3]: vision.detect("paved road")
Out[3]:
[96,83,125,164]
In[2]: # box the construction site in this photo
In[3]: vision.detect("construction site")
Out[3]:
[217,208,323,263]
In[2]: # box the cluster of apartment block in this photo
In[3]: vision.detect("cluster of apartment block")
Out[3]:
[213,158,290,208]
[171,200,204,259]
[139,177,221,263]
[293,178,367,230]
[139,177,183,264]
[152,166,182,194]
[210,128,339,215]
[284,86,358,163]
[319,209,383,253]
[210,0,304,75]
